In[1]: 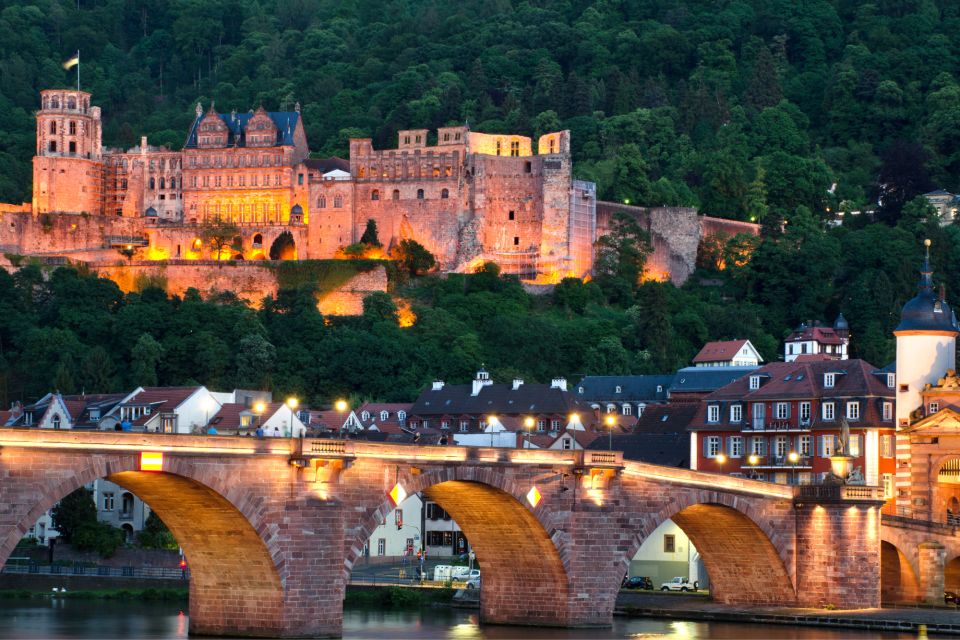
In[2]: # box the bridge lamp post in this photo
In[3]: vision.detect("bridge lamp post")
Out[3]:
[605,414,616,451]
[253,401,266,433]
[286,397,299,438]
[487,415,497,447]
[523,417,535,448]
[788,451,800,485]
[716,452,727,475]
[335,399,348,436]
[747,454,759,479]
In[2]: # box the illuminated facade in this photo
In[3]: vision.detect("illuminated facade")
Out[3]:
[24,89,595,279]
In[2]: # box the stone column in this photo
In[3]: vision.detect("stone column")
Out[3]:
[918,541,946,605]
[795,496,883,608]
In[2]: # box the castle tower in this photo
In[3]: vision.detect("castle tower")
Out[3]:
[32,89,103,215]
[894,239,958,512]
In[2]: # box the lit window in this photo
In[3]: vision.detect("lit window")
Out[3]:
[728,436,743,457]
[730,405,742,422]
[882,402,893,421]
[930,402,940,414]
[846,402,860,420]
[775,403,790,419]
[822,402,835,421]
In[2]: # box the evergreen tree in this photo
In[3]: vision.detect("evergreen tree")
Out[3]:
[360,219,382,247]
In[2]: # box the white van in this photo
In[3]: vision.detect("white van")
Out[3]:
[433,565,470,581]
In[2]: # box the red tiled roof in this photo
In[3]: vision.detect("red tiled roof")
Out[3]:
[793,354,834,363]
[122,387,201,426]
[785,326,844,345]
[692,340,751,363]
[209,402,284,431]
[0,410,11,426]
[61,400,86,421]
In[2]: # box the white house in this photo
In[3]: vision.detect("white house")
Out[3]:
[692,340,762,368]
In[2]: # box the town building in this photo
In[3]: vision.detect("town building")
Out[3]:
[688,359,896,494]
[691,339,762,368]
[574,375,672,418]
[6,392,125,429]
[783,316,849,362]
[923,189,959,225]
[666,365,758,404]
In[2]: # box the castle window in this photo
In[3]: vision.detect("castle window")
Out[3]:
[298,173,303,185]
[69,121,76,135]
[443,133,450,142]
[513,236,519,245]
[191,176,198,188]
[159,178,165,189]
[441,188,449,199]
[371,189,380,201]
[455,132,461,141]
[253,234,263,248]
[511,141,520,156]
[524,161,532,173]
[318,195,326,208]
[404,136,410,144]
[51,97,60,108]
[445,166,452,176]
[417,189,424,200]
[392,189,400,200]
[334,195,343,208]
[169,178,176,189]
[358,166,366,178]
[49,121,56,135]
[432,167,440,177]
[121,179,127,189]
[549,139,556,153]
[508,210,515,220]
[415,135,421,143]
[496,140,502,156]
[67,97,76,110]
[149,178,155,190]
[69,141,76,153]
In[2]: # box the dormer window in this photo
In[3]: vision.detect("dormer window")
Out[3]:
[606,404,616,414]
[578,386,584,394]
[930,402,940,414]
[361,411,370,421]
[707,405,720,423]
[397,411,406,422]
[615,385,622,393]
[887,373,895,388]
[656,385,663,393]
[89,409,100,422]
[380,411,389,421]
[824,373,836,388]
[749,376,760,390]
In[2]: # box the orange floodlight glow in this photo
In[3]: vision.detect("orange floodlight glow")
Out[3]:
[388,483,407,506]
[140,451,164,472]
[526,486,542,508]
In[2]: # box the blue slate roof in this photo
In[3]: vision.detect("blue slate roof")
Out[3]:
[184,110,300,149]
[668,366,758,394]
[895,251,959,334]
[574,375,673,403]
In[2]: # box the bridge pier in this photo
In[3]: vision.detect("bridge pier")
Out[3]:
[918,541,946,605]
[795,488,884,608]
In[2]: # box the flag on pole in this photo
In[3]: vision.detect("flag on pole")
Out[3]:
[63,52,80,70]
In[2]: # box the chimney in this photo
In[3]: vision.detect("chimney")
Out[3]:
[140,136,147,153]
[550,377,567,391]
[512,378,524,390]
[432,380,445,391]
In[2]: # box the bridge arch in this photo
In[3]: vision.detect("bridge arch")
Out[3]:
[0,451,285,637]
[346,465,571,626]
[620,487,796,605]
[880,538,921,603]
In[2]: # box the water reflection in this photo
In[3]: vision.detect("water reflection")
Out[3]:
[0,599,924,640]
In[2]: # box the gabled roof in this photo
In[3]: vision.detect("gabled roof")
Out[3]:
[785,326,844,345]
[634,404,700,434]
[410,383,583,417]
[574,375,672,403]
[692,340,759,364]
[902,408,960,434]
[587,432,689,467]
[118,387,203,426]
[208,402,286,431]
[184,109,300,149]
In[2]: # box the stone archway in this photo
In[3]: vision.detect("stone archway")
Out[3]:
[0,453,286,638]
[345,468,573,627]
[270,231,296,260]
[881,540,921,603]
[937,458,960,525]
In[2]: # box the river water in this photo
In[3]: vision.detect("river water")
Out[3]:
[0,600,923,639]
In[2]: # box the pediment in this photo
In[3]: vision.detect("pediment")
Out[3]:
[904,408,960,434]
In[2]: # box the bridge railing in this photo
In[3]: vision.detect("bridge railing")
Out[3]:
[795,484,884,502]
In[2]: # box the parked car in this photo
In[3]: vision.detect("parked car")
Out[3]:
[946,591,958,605]
[660,577,696,592]
[466,575,481,589]
[622,576,653,590]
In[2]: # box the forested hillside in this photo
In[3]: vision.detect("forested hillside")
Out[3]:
[1,1,960,404]
[2,0,960,223]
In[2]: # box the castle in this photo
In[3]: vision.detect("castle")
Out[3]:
[23,88,594,279]
[0,88,754,306]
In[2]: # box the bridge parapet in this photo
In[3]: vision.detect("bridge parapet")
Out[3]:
[623,459,794,499]
[796,484,885,504]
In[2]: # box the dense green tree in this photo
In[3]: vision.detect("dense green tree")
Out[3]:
[50,487,96,544]
[360,219,381,247]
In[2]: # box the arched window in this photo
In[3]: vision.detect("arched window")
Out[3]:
[253,233,263,247]
[159,177,165,189]
[358,166,366,178]
[67,97,76,110]
[440,188,449,199]
[380,411,388,421]
[51,414,61,429]
[49,121,56,135]
[606,404,616,414]
[317,195,326,208]
[51,96,60,108]
[149,177,155,189]
[169,177,176,189]
[398,410,406,422]
[392,189,400,200]
[615,385,622,393]
[432,167,440,177]
[416,189,424,200]
[334,195,343,208]
[361,411,370,421]
[371,189,380,201]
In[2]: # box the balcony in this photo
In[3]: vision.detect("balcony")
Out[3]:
[745,420,811,432]
[747,455,812,469]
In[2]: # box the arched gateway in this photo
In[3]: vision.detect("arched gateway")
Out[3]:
[0,430,884,638]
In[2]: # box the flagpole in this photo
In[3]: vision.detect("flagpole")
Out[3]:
[76,50,80,92]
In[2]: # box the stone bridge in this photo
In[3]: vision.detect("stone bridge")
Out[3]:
[881,514,960,605]
[0,429,884,638]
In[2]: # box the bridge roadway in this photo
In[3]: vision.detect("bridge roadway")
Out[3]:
[0,429,886,638]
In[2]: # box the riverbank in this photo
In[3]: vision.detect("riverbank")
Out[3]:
[0,586,186,601]
[616,592,960,636]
